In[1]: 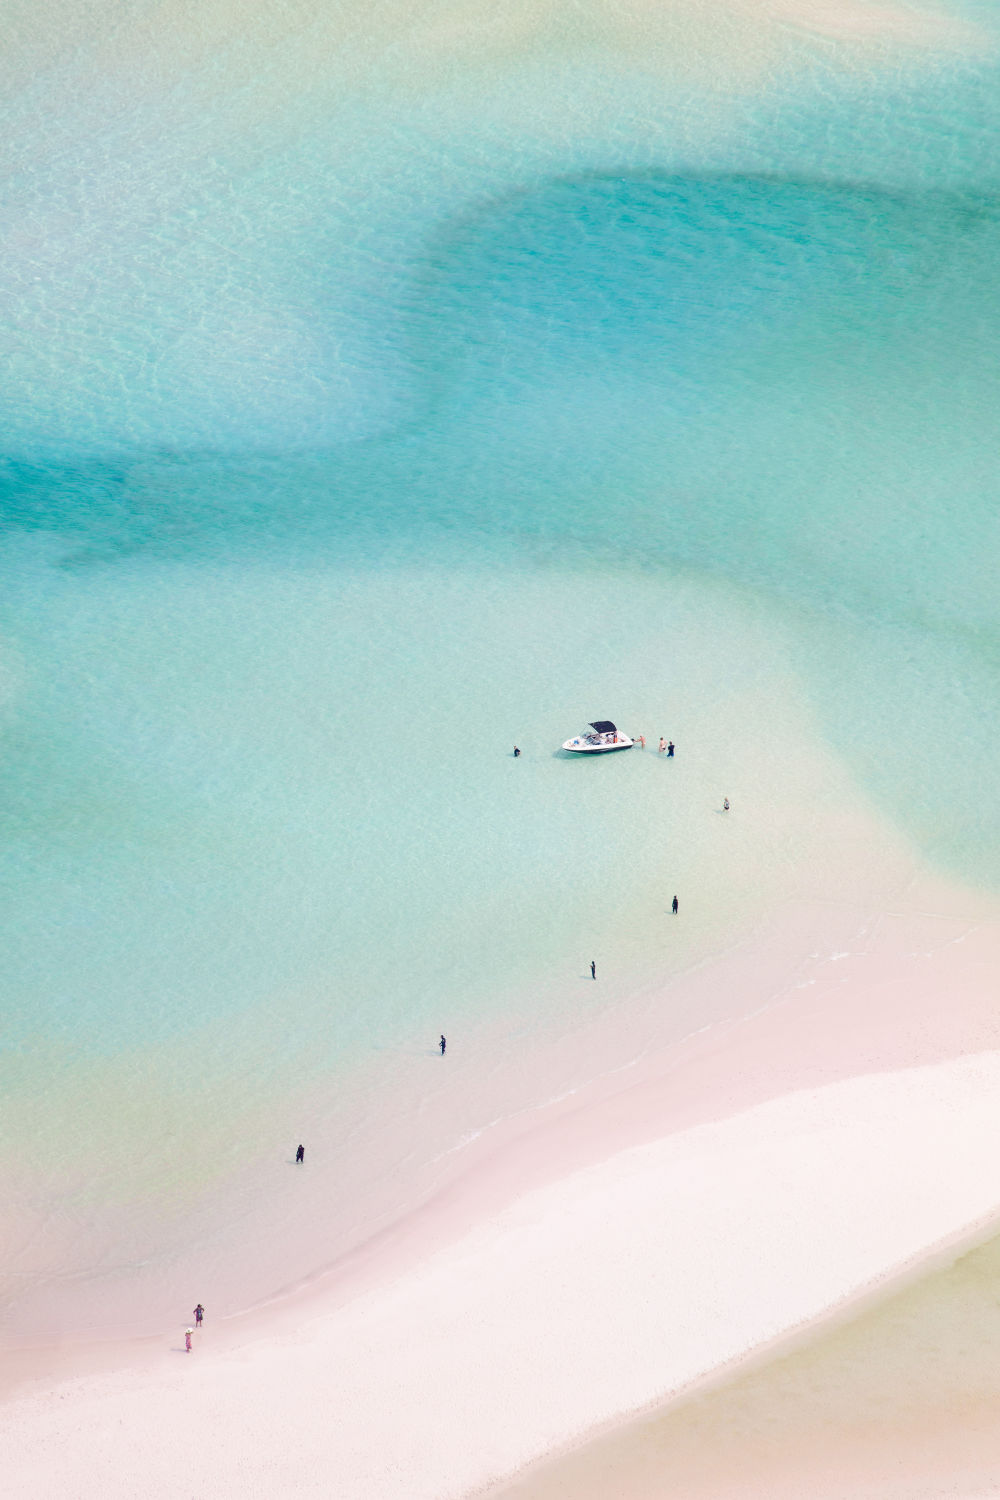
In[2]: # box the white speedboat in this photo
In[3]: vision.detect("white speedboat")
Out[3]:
[562,721,634,754]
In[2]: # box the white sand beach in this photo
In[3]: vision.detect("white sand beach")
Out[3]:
[496,1193,1000,1500]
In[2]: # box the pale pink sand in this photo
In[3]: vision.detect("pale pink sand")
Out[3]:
[9,1055,1000,1500]
[8,868,1000,1499]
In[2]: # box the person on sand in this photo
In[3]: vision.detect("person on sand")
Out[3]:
[667,741,674,758]
[590,959,596,980]
[672,895,679,914]
[185,1328,194,1353]
[657,738,665,754]
[440,1034,446,1055]
[194,1304,204,1329]
[723,797,730,811]
[295,1144,304,1164]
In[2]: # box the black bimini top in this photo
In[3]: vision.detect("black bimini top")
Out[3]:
[590,721,617,734]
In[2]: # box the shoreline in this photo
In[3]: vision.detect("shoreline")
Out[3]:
[8,861,1000,1496]
[11,1051,1000,1499]
[7,856,998,1372]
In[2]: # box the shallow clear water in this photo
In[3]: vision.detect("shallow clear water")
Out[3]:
[3,0,1000,1335]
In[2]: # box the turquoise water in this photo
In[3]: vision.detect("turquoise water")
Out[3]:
[4,0,1000,1335]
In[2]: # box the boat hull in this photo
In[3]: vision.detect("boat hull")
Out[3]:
[561,739,634,754]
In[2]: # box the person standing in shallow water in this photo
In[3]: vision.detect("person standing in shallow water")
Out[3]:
[672,895,679,914]
[657,738,665,754]
[440,1034,446,1055]
[590,960,596,980]
[667,741,674,758]
[295,1144,304,1164]
[513,746,520,758]
[723,797,730,811]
